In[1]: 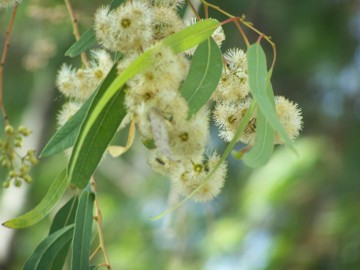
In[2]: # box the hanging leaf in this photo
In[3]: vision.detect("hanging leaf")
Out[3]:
[48,196,79,270]
[108,120,136,157]
[23,225,74,270]
[3,170,68,229]
[65,29,97,57]
[71,186,95,270]
[162,19,220,54]
[246,43,296,152]
[242,107,275,167]
[68,19,220,189]
[65,0,125,57]
[40,65,118,158]
[180,38,223,118]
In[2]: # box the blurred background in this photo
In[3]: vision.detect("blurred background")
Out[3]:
[0,0,360,269]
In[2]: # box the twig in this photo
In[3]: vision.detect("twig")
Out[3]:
[0,4,18,125]
[91,177,112,270]
[64,0,88,66]
[200,0,277,68]
[186,0,201,20]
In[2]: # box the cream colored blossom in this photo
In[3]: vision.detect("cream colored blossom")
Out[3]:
[170,152,227,202]
[213,98,256,145]
[0,0,21,8]
[94,2,154,53]
[274,96,303,144]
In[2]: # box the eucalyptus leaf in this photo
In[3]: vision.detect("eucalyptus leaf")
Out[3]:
[48,196,78,270]
[23,225,74,270]
[246,43,296,152]
[71,186,95,270]
[3,170,67,229]
[181,38,223,117]
[68,19,220,189]
[40,65,118,158]
[65,29,97,58]
[243,107,275,167]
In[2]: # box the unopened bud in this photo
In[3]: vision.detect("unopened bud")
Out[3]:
[2,181,10,188]
[18,126,31,136]
[23,175,32,184]
[14,139,23,148]
[29,156,39,165]
[9,170,17,178]
[5,125,14,135]
[20,165,30,175]
[14,179,22,187]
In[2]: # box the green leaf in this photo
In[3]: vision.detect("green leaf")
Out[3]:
[180,38,223,117]
[48,196,79,270]
[71,186,95,270]
[243,107,275,167]
[3,170,68,229]
[40,65,119,158]
[49,196,78,234]
[246,43,296,152]
[68,88,126,189]
[23,225,74,270]
[162,19,220,54]
[65,29,97,57]
[68,19,220,189]
[65,0,125,57]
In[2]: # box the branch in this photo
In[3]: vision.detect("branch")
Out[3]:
[0,4,18,125]
[64,0,88,66]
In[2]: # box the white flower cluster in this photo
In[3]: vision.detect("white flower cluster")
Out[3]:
[93,0,227,202]
[0,0,21,9]
[212,48,303,145]
[55,0,302,202]
[56,50,113,127]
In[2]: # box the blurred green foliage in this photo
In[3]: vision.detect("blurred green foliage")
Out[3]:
[1,0,360,269]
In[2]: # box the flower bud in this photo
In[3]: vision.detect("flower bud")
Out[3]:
[23,175,32,184]
[9,170,17,178]
[14,179,22,187]
[18,126,31,136]
[4,125,14,135]
[2,181,10,188]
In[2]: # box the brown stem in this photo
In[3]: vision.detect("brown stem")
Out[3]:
[200,0,277,67]
[64,0,88,66]
[0,4,18,126]
[186,0,201,20]
[91,177,112,270]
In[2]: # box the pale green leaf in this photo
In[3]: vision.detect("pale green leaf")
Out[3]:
[49,196,78,270]
[3,170,67,229]
[23,225,74,270]
[71,186,95,270]
[181,38,223,117]
[65,29,97,57]
[246,43,296,152]
[243,107,275,167]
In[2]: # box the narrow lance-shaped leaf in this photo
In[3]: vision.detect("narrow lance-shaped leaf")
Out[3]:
[71,185,95,270]
[65,29,97,57]
[242,70,276,167]
[242,106,275,167]
[65,0,125,57]
[68,19,220,189]
[40,65,119,158]
[246,43,296,152]
[180,38,223,117]
[49,196,79,270]
[23,225,74,270]
[3,170,68,229]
